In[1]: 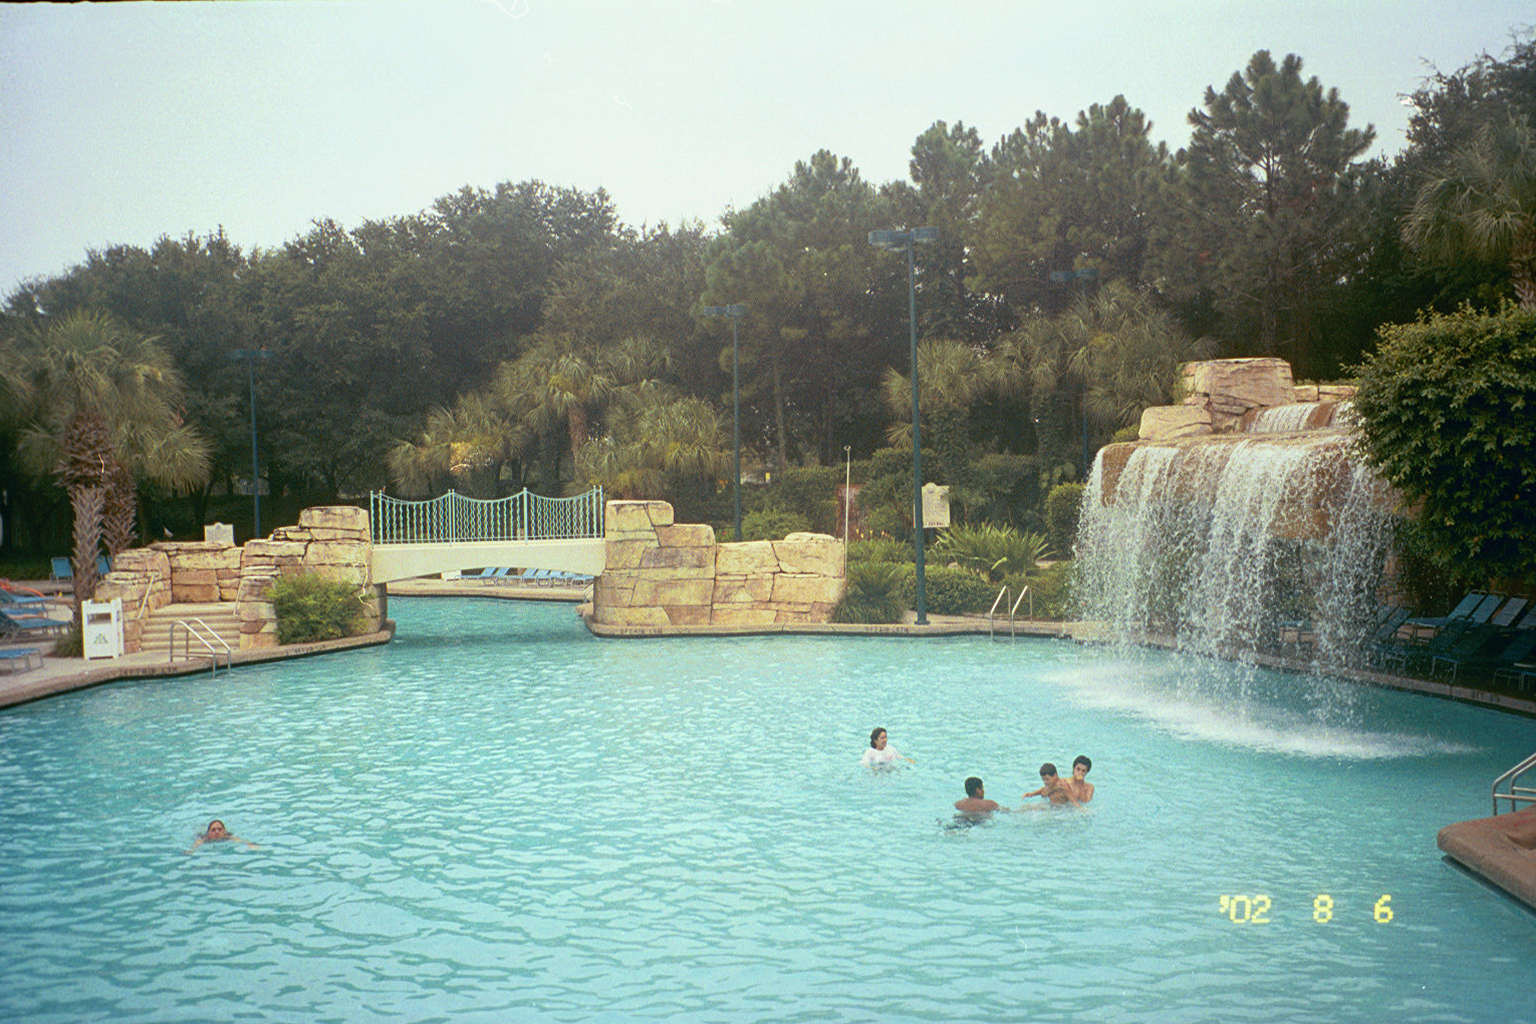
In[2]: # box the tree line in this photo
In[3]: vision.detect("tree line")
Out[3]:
[2,40,1532,559]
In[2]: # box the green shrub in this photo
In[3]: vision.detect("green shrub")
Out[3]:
[1003,560,1074,620]
[1353,303,1536,580]
[270,573,370,645]
[741,508,811,541]
[848,537,912,564]
[895,564,999,616]
[832,561,907,623]
[1045,482,1086,559]
[931,522,1053,582]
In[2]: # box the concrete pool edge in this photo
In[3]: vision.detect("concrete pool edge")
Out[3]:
[0,623,396,710]
[1437,807,1536,912]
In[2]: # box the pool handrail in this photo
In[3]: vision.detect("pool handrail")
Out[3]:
[170,618,232,676]
[1492,749,1536,815]
[987,585,1011,641]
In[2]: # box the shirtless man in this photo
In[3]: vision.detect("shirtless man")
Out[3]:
[1022,763,1081,807]
[185,819,258,854]
[954,776,1004,814]
[1063,755,1095,804]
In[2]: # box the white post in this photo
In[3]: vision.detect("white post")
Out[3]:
[843,445,852,547]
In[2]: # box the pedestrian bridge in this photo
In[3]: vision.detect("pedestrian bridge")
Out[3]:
[368,488,607,584]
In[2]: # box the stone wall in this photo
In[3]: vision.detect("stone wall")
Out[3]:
[593,500,845,628]
[1138,358,1358,441]
[95,505,378,652]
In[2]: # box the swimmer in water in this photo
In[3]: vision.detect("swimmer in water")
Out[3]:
[954,776,1004,814]
[185,819,258,854]
[1063,755,1094,803]
[860,727,915,768]
[1022,763,1081,807]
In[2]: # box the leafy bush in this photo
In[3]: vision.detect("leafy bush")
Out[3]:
[848,537,912,564]
[832,561,907,623]
[1045,482,1086,558]
[1353,303,1536,580]
[741,508,811,541]
[270,573,370,645]
[1003,561,1075,620]
[895,563,1000,616]
[932,523,1053,582]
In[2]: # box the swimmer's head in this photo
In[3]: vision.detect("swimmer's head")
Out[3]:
[1039,763,1058,780]
[964,776,984,798]
[205,820,227,838]
[1072,755,1092,776]
[870,727,887,749]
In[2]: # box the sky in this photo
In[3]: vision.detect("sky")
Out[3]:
[1,0,1532,297]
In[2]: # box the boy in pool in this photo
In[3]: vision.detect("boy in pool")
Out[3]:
[860,726,915,768]
[185,819,258,854]
[955,776,1005,814]
[1022,763,1081,807]
[1063,755,1095,803]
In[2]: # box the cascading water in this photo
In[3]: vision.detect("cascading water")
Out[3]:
[1074,433,1396,673]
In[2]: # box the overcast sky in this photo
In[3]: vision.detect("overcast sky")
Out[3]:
[2,0,1531,296]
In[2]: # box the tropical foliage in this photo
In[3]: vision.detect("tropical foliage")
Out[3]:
[269,573,371,645]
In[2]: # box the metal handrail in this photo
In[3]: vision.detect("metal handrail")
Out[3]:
[169,618,232,676]
[1493,749,1536,815]
[369,487,605,545]
[988,586,1011,641]
[1010,585,1031,639]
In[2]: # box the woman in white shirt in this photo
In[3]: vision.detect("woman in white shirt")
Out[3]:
[860,727,915,768]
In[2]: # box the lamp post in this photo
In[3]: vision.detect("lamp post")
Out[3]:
[230,349,272,539]
[869,226,938,624]
[843,445,852,547]
[1049,267,1098,479]
[703,303,746,542]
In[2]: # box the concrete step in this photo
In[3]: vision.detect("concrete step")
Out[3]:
[139,603,241,652]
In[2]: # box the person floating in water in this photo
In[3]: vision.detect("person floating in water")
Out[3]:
[1022,763,1081,807]
[1063,755,1094,804]
[860,727,915,768]
[185,819,258,854]
[954,776,1004,814]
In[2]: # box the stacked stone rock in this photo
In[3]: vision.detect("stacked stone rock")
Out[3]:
[593,500,846,628]
[92,547,173,653]
[1136,358,1357,441]
[94,505,379,652]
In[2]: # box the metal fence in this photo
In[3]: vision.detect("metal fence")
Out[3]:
[369,487,605,545]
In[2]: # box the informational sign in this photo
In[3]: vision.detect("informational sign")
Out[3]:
[921,482,951,529]
[204,522,235,546]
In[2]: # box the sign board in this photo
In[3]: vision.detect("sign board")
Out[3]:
[204,522,235,546]
[921,483,951,529]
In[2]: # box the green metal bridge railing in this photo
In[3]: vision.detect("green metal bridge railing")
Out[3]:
[369,487,604,545]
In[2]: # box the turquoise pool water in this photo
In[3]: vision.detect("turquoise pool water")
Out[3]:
[1,598,1533,1023]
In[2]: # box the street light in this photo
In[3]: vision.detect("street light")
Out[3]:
[869,226,938,625]
[230,349,272,539]
[1049,267,1098,479]
[703,303,747,542]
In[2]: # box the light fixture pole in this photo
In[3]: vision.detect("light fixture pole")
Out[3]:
[869,226,938,624]
[230,349,272,539]
[843,445,852,547]
[703,303,746,542]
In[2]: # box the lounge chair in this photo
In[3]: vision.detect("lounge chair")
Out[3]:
[0,607,71,637]
[1406,593,1500,642]
[49,557,72,581]
[1450,631,1536,689]
[0,583,52,606]
[96,554,111,576]
[0,647,43,673]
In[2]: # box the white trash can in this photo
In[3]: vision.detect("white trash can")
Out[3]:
[82,598,124,660]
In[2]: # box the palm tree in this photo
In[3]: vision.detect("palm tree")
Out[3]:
[387,392,529,497]
[7,311,210,618]
[1403,112,1536,309]
[571,395,728,500]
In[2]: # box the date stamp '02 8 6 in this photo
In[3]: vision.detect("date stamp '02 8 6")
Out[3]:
[1218,894,1395,924]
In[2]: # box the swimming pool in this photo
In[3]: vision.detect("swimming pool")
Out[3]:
[1,598,1533,1023]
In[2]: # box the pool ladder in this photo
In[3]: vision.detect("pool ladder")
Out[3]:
[169,618,232,676]
[987,585,1031,641]
[1492,750,1536,815]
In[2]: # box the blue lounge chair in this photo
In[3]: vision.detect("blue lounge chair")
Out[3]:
[1406,593,1498,642]
[97,554,111,576]
[0,647,43,673]
[0,607,71,637]
[0,585,52,606]
[50,557,72,581]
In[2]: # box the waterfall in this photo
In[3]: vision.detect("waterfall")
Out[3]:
[1074,434,1395,671]
[1248,403,1322,433]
